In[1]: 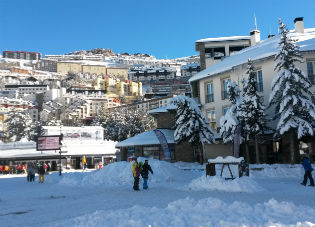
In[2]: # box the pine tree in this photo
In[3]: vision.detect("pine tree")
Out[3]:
[239,59,266,137]
[4,108,33,142]
[220,81,241,143]
[238,59,267,162]
[169,95,215,164]
[269,19,315,163]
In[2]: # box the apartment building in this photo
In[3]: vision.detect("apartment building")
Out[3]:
[4,85,66,102]
[181,62,201,77]
[93,77,142,101]
[3,51,41,60]
[189,18,315,133]
[195,35,251,70]
[34,59,58,72]
[128,66,177,82]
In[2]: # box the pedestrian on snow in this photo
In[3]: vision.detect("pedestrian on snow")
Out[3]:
[132,159,140,191]
[38,163,45,183]
[301,155,314,187]
[27,163,36,182]
[141,160,153,190]
[43,163,48,173]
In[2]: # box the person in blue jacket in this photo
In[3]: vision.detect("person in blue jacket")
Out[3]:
[301,155,314,187]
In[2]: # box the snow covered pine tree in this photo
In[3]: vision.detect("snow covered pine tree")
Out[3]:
[4,108,33,142]
[219,81,241,144]
[239,59,267,163]
[169,95,215,164]
[269,19,315,163]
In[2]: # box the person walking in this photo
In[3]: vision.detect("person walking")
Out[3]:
[38,163,45,183]
[82,156,87,171]
[301,155,314,187]
[141,160,153,190]
[132,159,140,191]
[27,163,36,182]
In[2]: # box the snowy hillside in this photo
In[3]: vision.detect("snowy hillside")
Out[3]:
[0,159,314,227]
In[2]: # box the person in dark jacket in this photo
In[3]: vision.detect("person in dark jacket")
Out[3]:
[301,156,314,187]
[141,160,153,189]
[38,164,45,183]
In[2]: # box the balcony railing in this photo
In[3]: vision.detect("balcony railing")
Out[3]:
[206,94,214,103]
[221,90,228,100]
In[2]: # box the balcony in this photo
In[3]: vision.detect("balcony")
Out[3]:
[206,94,214,103]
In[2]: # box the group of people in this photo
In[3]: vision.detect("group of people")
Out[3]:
[27,162,49,183]
[0,164,27,174]
[132,159,153,191]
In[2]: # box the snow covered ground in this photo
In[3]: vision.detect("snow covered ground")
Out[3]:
[1,159,314,227]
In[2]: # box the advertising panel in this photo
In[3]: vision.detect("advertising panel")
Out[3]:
[36,135,60,151]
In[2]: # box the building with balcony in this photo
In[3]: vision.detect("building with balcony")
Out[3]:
[3,51,41,60]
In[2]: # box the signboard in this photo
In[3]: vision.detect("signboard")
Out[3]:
[153,129,171,161]
[36,135,60,151]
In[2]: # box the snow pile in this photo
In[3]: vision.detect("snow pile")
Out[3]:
[188,175,264,193]
[250,164,305,178]
[52,197,315,227]
[208,156,244,163]
[55,158,190,187]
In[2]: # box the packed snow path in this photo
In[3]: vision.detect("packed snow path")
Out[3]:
[0,159,314,227]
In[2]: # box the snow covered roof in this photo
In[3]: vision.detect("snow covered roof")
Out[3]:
[148,106,168,114]
[190,28,315,83]
[0,140,117,160]
[196,36,250,43]
[115,129,174,148]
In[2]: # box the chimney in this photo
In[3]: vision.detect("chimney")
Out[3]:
[294,17,304,33]
[250,30,260,46]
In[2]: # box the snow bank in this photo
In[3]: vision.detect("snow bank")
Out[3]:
[53,158,191,187]
[250,164,305,178]
[208,156,244,163]
[52,197,315,227]
[188,175,264,193]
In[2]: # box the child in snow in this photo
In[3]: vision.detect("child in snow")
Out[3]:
[301,155,314,187]
[132,159,140,191]
[141,160,153,189]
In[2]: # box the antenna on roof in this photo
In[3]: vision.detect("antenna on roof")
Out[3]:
[254,13,258,30]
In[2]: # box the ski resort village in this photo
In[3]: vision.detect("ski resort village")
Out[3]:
[0,5,315,227]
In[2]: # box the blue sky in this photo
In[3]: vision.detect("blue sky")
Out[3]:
[0,0,314,59]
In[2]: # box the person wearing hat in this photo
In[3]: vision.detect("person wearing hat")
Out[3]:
[301,155,314,187]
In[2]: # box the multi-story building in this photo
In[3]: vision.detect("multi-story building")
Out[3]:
[56,61,128,79]
[34,59,58,72]
[3,51,41,60]
[195,35,251,70]
[189,18,315,135]
[128,66,177,82]
[4,85,66,102]
[181,62,201,77]
[93,77,142,102]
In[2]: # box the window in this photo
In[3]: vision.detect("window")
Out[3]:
[223,106,230,116]
[206,82,214,103]
[207,109,216,131]
[307,61,315,85]
[254,70,264,92]
[221,78,230,100]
